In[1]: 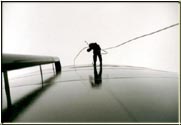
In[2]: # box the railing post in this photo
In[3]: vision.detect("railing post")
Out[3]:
[55,61,61,74]
[52,63,55,75]
[40,65,44,87]
[4,71,12,108]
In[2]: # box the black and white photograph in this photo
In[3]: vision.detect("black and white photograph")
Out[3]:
[1,1,180,123]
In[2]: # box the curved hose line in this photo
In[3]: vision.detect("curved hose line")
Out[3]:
[104,23,179,50]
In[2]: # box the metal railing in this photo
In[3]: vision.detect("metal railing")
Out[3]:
[2,53,61,109]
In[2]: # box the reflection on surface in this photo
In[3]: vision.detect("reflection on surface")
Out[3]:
[89,65,102,88]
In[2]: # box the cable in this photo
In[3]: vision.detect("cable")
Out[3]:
[104,23,179,50]
[101,49,108,55]
[73,47,88,69]
[73,23,179,68]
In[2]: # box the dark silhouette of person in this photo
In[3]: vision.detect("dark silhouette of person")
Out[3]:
[89,65,102,87]
[87,43,102,67]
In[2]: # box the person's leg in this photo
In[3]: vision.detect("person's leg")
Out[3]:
[93,54,97,67]
[98,54,102,67]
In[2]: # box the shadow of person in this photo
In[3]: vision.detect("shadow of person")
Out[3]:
[89,65,102,88]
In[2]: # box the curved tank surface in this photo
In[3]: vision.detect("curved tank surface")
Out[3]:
[2,65,178,123]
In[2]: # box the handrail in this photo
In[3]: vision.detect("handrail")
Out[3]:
[2,53,61,109]
[2,53,61,72]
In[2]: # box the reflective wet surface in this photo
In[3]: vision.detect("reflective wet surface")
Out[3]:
[3,65,178,122]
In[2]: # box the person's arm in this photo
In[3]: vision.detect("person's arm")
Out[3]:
[87,43,93,52]
[87,48,92,52]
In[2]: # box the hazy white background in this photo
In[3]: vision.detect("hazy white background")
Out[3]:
[2,2,180,72]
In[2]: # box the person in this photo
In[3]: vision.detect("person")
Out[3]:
[87,43,102,67]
